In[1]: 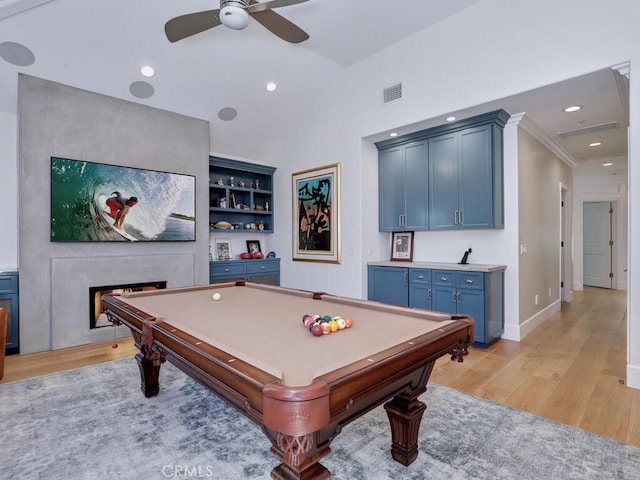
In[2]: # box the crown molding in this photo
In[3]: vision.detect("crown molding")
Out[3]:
[515,113,580,168]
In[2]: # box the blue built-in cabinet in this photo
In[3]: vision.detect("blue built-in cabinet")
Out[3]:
[378,140,429,231]
[367,262,505,347]
[375,110,509,232]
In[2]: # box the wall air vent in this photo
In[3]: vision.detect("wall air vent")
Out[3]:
[383,83,403,104]
[557,121,618,139]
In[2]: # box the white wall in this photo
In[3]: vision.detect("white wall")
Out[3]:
[517,127,573,334]
[265,0,640,388]
[0,112,18,270]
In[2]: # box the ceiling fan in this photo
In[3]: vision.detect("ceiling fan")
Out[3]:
[165,0,310,44]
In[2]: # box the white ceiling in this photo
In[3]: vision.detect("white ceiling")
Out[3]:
[0,0,629,173]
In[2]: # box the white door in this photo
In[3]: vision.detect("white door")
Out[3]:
[583,201,613,288]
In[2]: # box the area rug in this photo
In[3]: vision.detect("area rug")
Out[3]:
[1,359,638,480]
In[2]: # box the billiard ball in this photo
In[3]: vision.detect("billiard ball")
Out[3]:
[321,323,332,335]
[329,320,339,332]
[212,292,221,301]
[311,324,323,336]
[344,317,353,328]
[337,318,346,330]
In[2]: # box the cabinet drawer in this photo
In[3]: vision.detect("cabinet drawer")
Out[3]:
[0,273,18,294]
[210,263,246,277]
[246,261,279,275]
[432,270,455,287]
[409,269,431,285]
[457,272,484,290]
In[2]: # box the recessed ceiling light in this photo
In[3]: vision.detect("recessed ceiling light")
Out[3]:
[389,132,398,137]
[589,142,602,147]
[563,105,582,113]
[140,65,155,77]
[446,116,456,122]
[602,162,613,167]
[266,82,277,92]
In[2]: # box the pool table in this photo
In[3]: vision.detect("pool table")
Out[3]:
[103,282,473,480]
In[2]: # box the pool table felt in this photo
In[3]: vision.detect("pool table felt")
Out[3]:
[119,283,456,387]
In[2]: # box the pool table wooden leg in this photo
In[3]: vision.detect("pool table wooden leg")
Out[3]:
[135,346,165,398]
[383,362,434,466]
[268,432,331,480]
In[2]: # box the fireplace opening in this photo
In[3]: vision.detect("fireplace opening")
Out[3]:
[89,281,167,329]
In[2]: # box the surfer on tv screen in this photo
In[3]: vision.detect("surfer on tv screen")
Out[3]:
[106,191,138,229]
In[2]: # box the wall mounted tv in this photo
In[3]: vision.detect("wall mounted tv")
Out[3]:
[51,157,196,242]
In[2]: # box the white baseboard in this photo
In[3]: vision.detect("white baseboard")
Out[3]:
[502,300,561,341]
[627,364,640,390]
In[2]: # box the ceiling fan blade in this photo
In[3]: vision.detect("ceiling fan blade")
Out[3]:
[247,0,308,14]
[165,10,222,43]
[250,9,309,43]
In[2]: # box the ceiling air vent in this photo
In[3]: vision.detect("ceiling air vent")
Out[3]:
[557,121,618,139]
[383,83,403,104]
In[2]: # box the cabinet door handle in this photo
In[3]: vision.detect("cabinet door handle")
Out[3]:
[224,268,230,272]
[459,209,463,225]
[260,266,266,270]
[451,292,456,304]
[404,271,408,286]
[417,274,424,280]
[427,289,431,301]
[465,279,473,284]
[456,292,461,303]
[440,276,448,282]
[454,210,458,225]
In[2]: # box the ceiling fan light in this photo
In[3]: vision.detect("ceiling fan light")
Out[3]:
[220,5,250,30]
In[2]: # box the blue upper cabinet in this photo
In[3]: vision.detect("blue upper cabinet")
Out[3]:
[378,140,428,231]
[376,110,509,232]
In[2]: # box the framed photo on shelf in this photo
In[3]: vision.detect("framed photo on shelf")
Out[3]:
[215,238,232,260]
[246,240,262,255]
[390,231,414,261]
[292,163,341,263]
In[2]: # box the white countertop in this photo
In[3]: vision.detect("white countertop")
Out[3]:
[367,261,506,273]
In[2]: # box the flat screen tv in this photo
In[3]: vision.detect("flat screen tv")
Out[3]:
[51,157,196,242]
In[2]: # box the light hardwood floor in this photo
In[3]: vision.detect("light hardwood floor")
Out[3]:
[2,286,639,448]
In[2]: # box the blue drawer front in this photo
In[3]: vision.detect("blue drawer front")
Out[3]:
[246,260,279,275]
[210,263,245,277]
[432,270,455,287]
[457,272,484,290]
[0,273,18,294]
[409,269,431,285]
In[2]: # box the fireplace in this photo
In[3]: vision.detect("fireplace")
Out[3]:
[89,281,167,329]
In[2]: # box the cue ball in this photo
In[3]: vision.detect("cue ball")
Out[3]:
[212,292,221,301]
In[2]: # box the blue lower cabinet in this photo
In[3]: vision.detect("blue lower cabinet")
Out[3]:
[368,264,504,347]
[0,270,19,354]
[210,259,280,285]
[367,265,408,307]
[409,268,432,310]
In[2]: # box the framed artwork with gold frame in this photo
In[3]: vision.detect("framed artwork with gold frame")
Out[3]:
[292,163,341,263]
